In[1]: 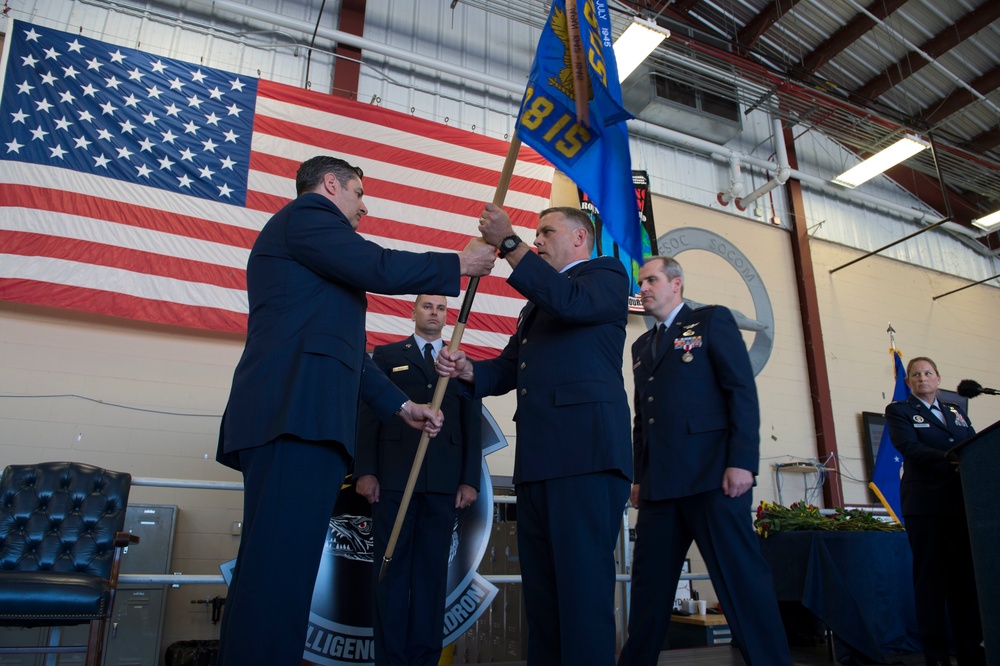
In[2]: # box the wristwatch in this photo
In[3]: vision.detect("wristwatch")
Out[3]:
[394,401,407,417]
[497,234,522,259]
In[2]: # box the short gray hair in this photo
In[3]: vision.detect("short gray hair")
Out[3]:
[645,255,684,282]
[539,206,596,252]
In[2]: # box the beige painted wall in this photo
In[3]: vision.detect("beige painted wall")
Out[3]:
[3,187,999,643]
[811,240,1000,508]
[0,301,246,649]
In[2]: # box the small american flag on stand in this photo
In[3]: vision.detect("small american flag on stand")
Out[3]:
[0,20,552,358]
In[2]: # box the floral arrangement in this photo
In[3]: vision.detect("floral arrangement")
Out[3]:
[754,501,903,537]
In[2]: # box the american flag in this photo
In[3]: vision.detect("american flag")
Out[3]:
[0,20,553,359]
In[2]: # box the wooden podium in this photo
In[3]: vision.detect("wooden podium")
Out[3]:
[951,418,1000,665]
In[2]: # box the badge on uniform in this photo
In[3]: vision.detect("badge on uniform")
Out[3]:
[913,414,924,423]
[392,365,409,373]
[673,334,702,363]
[950,407,969,427]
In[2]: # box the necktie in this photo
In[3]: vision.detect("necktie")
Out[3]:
[423,343,436,375]
[652,323,664,357]
[931,404,945,424]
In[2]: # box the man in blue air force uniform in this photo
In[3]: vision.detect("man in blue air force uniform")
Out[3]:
[354,294,482,666]
[215,156,495,666]
[438,203,632,666]
[617,255,792,666]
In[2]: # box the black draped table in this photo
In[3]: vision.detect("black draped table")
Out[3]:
[759,531,921,663]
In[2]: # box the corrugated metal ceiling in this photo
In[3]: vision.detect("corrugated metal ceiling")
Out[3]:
[454,0,1000,249]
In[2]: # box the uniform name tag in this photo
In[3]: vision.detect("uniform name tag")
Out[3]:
[391,365,409,373]
[913,423,930,428]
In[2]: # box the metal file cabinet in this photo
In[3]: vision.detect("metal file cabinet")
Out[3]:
[103,504,176,666]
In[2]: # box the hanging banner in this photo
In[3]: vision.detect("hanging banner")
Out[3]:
[579,170,656,312]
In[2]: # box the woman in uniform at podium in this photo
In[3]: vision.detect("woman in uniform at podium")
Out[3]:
[885,356,985,666]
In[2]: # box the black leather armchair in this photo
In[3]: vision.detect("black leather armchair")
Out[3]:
[0,461,139,666]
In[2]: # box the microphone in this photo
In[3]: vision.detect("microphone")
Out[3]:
[957,379,1000,398]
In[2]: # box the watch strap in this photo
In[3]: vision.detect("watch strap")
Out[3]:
[498,234,522,259]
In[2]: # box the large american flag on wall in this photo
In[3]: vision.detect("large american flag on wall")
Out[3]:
[0,20,552,359]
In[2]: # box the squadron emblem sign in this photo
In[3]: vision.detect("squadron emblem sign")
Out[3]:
[301,410,506,664]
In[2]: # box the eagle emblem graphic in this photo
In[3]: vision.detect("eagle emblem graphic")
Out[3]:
[547,6,594,104]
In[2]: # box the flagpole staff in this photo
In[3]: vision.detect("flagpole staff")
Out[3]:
[868,322,904,524]
[379,134,523,582]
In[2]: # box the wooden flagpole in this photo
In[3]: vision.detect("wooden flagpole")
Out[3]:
[379,134,523,581]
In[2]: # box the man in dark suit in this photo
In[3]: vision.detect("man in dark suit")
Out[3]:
[885,357,984,666]
[617,256,791,666]
[354,294,482,666]
[215,156,496,666]
[438,204,632,666]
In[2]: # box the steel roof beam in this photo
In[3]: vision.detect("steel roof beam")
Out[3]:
[738,0,802,50]
[800,0,908,74]
[922,64,1000,126]
[854,1,1000,101]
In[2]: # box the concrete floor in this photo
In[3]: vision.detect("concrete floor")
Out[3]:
[475,643,929,665]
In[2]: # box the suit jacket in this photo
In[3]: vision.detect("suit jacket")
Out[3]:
[354,336,482,493]
[217,193,461,470]
[632,303,760,501]
[885,394,974,516]
[471,252,632,484]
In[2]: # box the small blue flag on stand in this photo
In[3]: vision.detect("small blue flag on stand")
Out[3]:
[869,349,910,523]
[515,0,643,260]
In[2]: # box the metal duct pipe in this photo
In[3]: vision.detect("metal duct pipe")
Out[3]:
[736,116,791,210]
[128,0,944,228]
[717,154,745,205]
[179,0,525,95]
[627,119,938,224]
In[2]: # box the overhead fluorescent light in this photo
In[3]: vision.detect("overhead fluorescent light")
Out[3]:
[614,18,670,82]
[972,210,1000,234]
[832,134,931,188]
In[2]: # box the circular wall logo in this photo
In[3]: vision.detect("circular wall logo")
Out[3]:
[657,228,774,376]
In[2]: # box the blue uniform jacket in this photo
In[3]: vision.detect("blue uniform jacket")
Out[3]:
[885,393,974,516]
[470,252,632,485]
[632,303,759,500]
[354,336,482,493]
[217,193,460,469]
